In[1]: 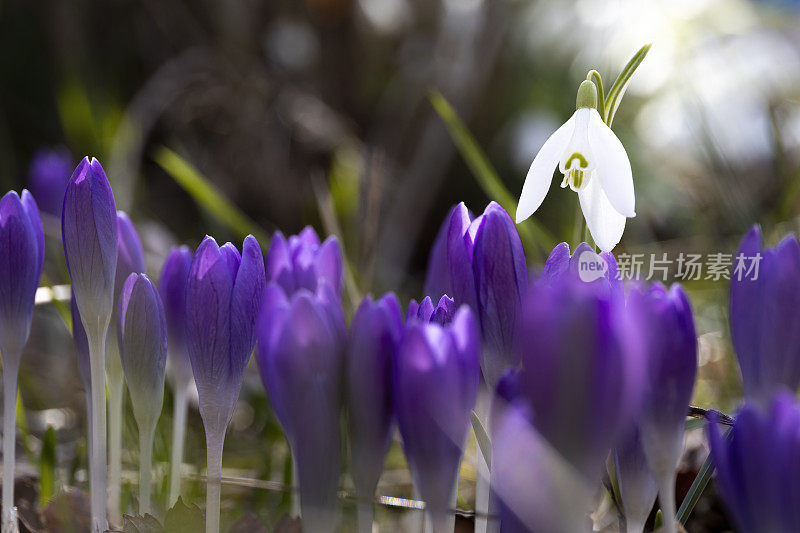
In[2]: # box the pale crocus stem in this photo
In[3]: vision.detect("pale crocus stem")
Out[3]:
[2,354,21,533]
[107,374,124,527]
[139,423,156,516]
[88,331,108,533]
[168,387,188,507]
[356,501,374,533]
[626,518,646,533]
[657,474,677,533]
[205,427,225,533]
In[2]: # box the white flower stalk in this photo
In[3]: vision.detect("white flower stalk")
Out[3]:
[516,80,635,252]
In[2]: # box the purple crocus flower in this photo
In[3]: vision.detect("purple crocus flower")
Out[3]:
[61,157,118,532]
[628,283,696,533]
[406,295,456,325]
[730,226,800,402]
[708,392,800,533]
[539,241,620,295]
[446,202,528,387]
[62,157,119,338]
[266,227,343,297]
[114,212,146,308]
[186,235,265,533]
[0,190,44,531]
[424,204,458,299]
[512,277,644,480]
[394,306,480,532]
[158,245,194,507]
[159,246,194,394]
[346,293,403,510]
[27,147,73,217]
[70,292,92,395]
[256,283,346,531]
[117,273,167,515]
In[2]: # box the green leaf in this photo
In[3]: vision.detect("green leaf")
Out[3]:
[39,426,57,506]
[605,43,652,126]
[15,391,34,463]
[684,417,706,431]
[153,146,270,244]
[163,497,205,533]
[676,428,731,525]
[429,91,556,258]
[471,411,492,469]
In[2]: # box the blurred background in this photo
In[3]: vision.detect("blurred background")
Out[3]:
[3,0,800,530]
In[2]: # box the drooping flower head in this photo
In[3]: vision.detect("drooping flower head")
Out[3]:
[117,273,168,429]
[406,295,456,325]
[730,226,800,402]
[266,226,343,298]
[62,157,119,338]
[256,282,346,531]
[516,81,635,252]
[346,293,403,501]
[186,235,266,434]
[159,245,194,392]
[394,307,480,526]
[27,147,73,217]
[446,202,527,387]
[708,393,800,533]
[0,190,44,357]
[511,277,644,479]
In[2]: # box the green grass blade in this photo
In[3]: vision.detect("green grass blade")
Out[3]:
[676,425,730,525]
[39,426,57,506]
[605,43,652,126]
[471,411,492,469]
[154,146,270,244]
[429,91,556,256]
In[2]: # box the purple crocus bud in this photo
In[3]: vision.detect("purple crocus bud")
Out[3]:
[0,190,45,357]
[628,283,696,532]
[114,212,146,307]
[186,235,266,434]
[492,402,594,533]
[707,392,800,533]
[27,147,73,217]
[70,292,91,394]
[256,283,346,531]
[539,241,621,295]
[346,294,402,508]
[513,278,644,480]
[424,205,458,299]
[613,427,658,533]
[406,295,456,325]
[266,227,343,297]
[446,202,528,387]
[730,226,800,402]
[394,307,480,531]
[62,157,119,339]
[117,273,167,427]
[159,246,194,392]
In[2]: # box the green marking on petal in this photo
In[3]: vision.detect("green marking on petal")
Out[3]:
[565,152,588,169]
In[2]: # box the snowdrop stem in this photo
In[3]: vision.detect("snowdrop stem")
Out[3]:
[2,354,20,533]
[168,387,189,507]
[586,70,605,119]
[138,423,156,516]
[204,426,226,533]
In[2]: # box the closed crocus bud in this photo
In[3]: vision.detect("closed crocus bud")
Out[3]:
[446,202,528,387]
[539,241,621,295]
[70,293,92,395]
[0,190,44,357]
[406,295,456,325]
[257,283,346,532]
[514,278,644,480]
[62,157,119,339]
[117,273,167,515]
[159,246,194,392]
[266,227,343,297]
[187,235,266,434]
[395,307,480,533]
[347,294,402,511]
[0,190,44,531]
[708,393,800,533]
[613,427,658,533]
[424,205,458,299]
[117,273,167,431]
[27,147,73,217]
[114,212,146,306]
[730,226,800,402]
[628,283,696,533]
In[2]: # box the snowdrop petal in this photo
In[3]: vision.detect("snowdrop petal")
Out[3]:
[516,115,575,223]
[588,111,635,218]
[578,176,626,253]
